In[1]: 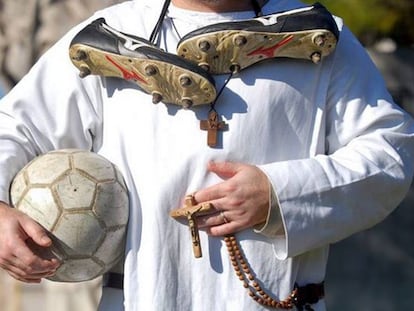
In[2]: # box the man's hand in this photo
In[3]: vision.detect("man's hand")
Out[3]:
[194,161,270,236]
[0,201,60,283]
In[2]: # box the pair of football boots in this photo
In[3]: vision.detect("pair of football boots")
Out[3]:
[69,3,339,108]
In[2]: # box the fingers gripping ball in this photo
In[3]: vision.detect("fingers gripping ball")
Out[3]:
[10,149,129,282]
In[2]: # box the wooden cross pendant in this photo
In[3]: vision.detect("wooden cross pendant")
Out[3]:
[169,195,213,258]
[200,110,227,147]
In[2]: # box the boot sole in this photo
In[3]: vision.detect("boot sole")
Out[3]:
[177,29,338,74]
[69,43,217,108]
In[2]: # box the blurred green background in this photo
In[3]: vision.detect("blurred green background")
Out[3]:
[303,0,414,46]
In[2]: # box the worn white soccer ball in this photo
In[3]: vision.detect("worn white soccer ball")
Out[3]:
[10,149,129,282]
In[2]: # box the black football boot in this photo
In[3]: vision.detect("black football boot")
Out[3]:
[69,18,216,108]
[176,3,340,74]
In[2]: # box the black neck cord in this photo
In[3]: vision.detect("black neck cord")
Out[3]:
[149,0,171,44]
[251,0,263,17]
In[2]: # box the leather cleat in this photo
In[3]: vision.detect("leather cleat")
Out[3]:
[176,3,340,74]
[69,18,216,107]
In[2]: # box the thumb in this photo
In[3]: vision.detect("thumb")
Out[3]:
[208,161,241,179]
[20,216,52,247]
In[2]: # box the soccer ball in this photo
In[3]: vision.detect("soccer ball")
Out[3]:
[10,149,129,282]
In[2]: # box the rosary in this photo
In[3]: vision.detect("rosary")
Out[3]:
[170,194,313,310]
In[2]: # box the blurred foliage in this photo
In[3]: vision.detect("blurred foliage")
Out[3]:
[303,0,414,46]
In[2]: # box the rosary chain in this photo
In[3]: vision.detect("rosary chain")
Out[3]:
[224,235,298,309]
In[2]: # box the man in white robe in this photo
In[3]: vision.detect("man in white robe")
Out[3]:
[0,0,413,310]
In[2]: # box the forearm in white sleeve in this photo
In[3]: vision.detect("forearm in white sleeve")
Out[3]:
[259,27,414,260]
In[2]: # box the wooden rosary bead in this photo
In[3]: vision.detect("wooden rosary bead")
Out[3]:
[224,234,297,309]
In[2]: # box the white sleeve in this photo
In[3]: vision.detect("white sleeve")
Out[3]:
[0,27,103,204]
[259,26,414,259]
[253,186,283,237]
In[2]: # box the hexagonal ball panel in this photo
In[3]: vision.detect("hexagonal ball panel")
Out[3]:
[115,167,127,190]
[10,170,28,206]
[73,152,115,182]
[94,227,126,265]
[16,187,60,230]
[26,153,71,184]
[48,257,105,282]
[53,172,96,210]
[53,212,105,257]
[94,182,129,228]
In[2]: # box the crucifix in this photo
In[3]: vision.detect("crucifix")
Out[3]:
[200,110,227,147]
[169,194,213,258]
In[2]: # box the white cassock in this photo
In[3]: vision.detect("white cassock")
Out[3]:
[0,0,413,310]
